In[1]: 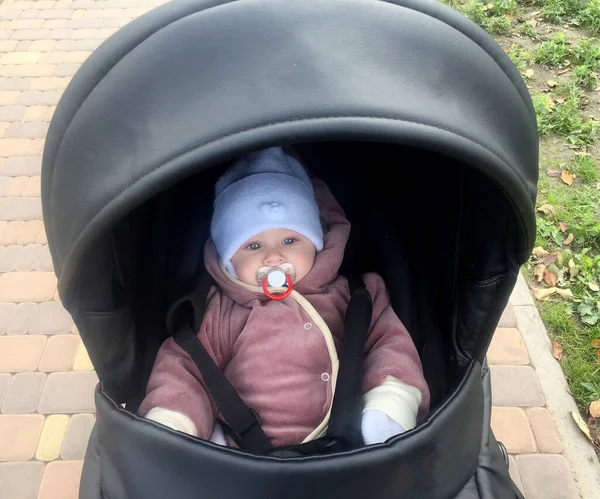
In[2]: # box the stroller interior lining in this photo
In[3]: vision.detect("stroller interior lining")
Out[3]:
[65,141,523,449]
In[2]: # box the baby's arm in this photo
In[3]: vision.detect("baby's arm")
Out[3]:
[138,336,218,438]
[360,273,430,440]
[138,287,231,439]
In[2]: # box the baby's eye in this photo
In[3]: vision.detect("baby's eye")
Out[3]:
[283,238,297,245]
[247,242,261,250]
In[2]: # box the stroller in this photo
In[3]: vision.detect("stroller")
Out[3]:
[41,0,538,497]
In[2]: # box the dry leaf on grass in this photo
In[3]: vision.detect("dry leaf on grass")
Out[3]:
[563,233,574,246]
[572,410,593,443]
[559,221,568,232]
[535,287,557,300]
[524,68,535,78]
[546,169,561,177]
[533,264,547,282]
[552,339,564,360]
[544,270,558,286]
[591,339,600,349]
[591,401,600,420]
[547,80,558,87]
[561,171,574,185]
[537,204,556,219]
[556,288,574,298]
[532,246,549,258]
[539,253,559,266]
[569,259,579,278]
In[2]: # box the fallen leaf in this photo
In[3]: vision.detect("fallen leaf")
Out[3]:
[540,188,548,194]
[547,80,558,87]
[544,270,558,286]
[561,171,574,185]
[563,233,574,246]
[591,339,600,348]
[530,10,540,16]
[557,68,570,75]
[555,96,566,104]
[556,288,574,298]
[535,287,557,300]
[566,383,573,395]
[552,339,564,360]
[546,169,561,177]
[533,263,546,282]
[597,182,600,190]
[524,68,535,78]
[572,410,593,442]
[538,253,559,266]
[537,203,556,219]
[559,221,568,232]
[532,247,549,258]
[588,415,598,429]
[590,399,600,418]
[557,252,564,266]
[569,259,579,278]
[588,282,600,292]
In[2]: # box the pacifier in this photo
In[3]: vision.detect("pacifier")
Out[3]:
[256,263,296,301]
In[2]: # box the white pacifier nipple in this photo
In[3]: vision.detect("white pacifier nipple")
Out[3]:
[267,268,287,287]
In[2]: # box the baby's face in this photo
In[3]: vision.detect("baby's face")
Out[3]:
[230,228,317,286]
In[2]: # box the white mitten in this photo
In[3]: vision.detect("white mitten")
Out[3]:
[361,409,406,445]
[208,421,228,446]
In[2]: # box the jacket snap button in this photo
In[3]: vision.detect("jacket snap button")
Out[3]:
[321,373,330,382]
[304,323,312,330]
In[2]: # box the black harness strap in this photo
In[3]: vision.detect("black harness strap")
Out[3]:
[168,273,272,454]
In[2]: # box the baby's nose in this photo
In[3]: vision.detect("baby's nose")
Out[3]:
[264,249,285,265]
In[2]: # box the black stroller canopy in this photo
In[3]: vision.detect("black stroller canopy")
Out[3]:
[41,0,538,404]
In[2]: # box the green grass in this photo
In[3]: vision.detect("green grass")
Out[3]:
[534,32,569,67]
[505,44,534,71]
[538,301,600,409]
[452,0,519,35]
[572,155,599,183]
[570,65,599,90]
[570,37,600,68]
[532,91,598,146]
[579,0,600,33]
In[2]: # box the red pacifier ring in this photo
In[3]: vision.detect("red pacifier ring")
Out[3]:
[262,274,293,300]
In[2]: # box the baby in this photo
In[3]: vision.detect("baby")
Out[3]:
[139,147,430,448]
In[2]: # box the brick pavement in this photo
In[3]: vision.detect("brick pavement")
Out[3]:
[0,0,588,498]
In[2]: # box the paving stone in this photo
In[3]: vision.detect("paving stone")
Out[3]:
[0,138,44,157]
[0,197,42,220]
[4,175,27,195]
[0,105,27,121]
[509,273,535,307]
[0,414,44,460]
[0,220,25,244]
[42,20,68,30]
[491,407,536,453]
[0,335,46,371]
[0,156,41,176]
[500,307,516,328]
[525,407,563,453]
[61,413,94,460]
[17,220,43,245]
[0,123,9,139]
[0,90,20,105]
[53,62,81,76]
[39,10,74,20]
[0,175,11,195]
[1,50,42,64]
[30,301,74,335]
[38,371,98,413]
[0,303,16,334]
[1,372,46,413]
[488,328,530,365]
[39,334,80,372]
[0,272,57,302]
[28,40,56,52]
[0,461,45,499]
[21,105,48,122]
[54,39,101,51]
[8,20,45,31]
[36,414,69,461]
[15,243,42,271]
[0,64,56,77]
[0,244,22,272]
[508,456,525,497]
[38,460,83,499]
[0,40,19,52]
[9,30,51,42]
[43,106,56,122]
[15,40,33,51]
[516,454,580,499]
[36,225,48,245]
[0,374,10,407]
[30,76,69,90]
[0,219,6,235]
[35,244,53,271]
[5,121,50,139]
[490,366,546,407]
[22,176,41,196]
[0,78,32,92]
[73,340,93,370]
[20,11,40,21]
[7,302,37,334]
